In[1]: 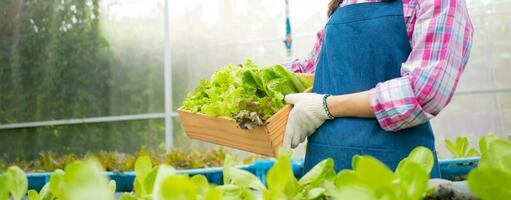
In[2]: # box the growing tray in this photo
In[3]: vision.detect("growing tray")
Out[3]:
[178,74,314,157]
[26,158,476,192]
[438,157,479,181]
[26,160,304,192]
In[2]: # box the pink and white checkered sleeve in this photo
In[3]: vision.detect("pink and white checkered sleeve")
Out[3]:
[285,29,325,73]
[369,0,474,131]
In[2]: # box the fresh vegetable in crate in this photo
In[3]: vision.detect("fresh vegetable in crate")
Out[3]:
[182,60,311,130]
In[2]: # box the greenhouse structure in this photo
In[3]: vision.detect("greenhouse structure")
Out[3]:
[0,0,510,199]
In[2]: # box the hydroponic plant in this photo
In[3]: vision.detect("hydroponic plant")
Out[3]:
[3,137,511,199]
[0,146,437,200]
[181,60,311,130]
[444,136,480,158]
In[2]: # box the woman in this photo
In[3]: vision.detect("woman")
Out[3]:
[284,0,473,177]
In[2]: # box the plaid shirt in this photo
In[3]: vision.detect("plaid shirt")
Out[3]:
[287,0,473,131]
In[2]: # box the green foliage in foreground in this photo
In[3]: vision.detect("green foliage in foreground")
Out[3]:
[0,160,115,200]
[467,135,511,200]
[444,136,480,158]
[0,146,437,200]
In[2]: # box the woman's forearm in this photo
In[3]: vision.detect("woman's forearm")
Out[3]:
[326,91,375,118]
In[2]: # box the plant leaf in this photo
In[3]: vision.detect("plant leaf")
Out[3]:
[204,186,222,200]
[307,188,325,199]
[5,166,28,200]
[38,183,54,200]
[27,190,39,200]
[133,178,143,198]
[479,135,500,158]
[152,165,176,200]
[444,139,459,158]
[334,185,377,200]
[478,136,511,173]
[144,166,160,195]
[0,175,8,200]
[49,169,65,199]
[119,193,137,200]
[335,170,363,189]
[191,175,209,197]
[299,158,335,186]
[222,154,237,185]
[399,146,434,174]
[108,180,116,194]
[134,155,152,196]
[225,167,265,191]
[62,159,112,200]
[457,137,469,157]
[468,167,511,200]
[158,175,197,200]
[217,184,242,200]
[395,161,429,200]
[351,155,396,194]
[467,148,480,157]
[467,136,511,200]
[265,150,298,199]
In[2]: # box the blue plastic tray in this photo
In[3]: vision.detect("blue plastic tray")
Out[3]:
[438,157,479,181]
[26,158,476,192]
[27,159,304,192]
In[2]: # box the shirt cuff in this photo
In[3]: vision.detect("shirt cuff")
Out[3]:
[369,77,433,132]
[283,60,305,73]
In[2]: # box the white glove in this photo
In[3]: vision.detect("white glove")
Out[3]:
[283,93,332,149]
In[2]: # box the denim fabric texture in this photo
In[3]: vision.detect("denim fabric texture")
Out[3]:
[305,0,441,178]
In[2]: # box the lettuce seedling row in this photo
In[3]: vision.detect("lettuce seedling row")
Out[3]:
[25,157,477,192]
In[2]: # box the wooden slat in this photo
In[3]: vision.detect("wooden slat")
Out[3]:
[271,134,284,148]
[179,110,275,156]
[267,103,292,146]
[187,133,273,155]
[184,126,271,148]
[184,125,270,142]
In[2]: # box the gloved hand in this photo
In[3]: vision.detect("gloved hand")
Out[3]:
[283,93,332,149]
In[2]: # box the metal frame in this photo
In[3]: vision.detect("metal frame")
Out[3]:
[163,0,173,151]
[0,113,177,130]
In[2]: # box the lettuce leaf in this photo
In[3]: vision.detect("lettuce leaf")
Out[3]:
[467,135,511,200]
[182,60,310,129]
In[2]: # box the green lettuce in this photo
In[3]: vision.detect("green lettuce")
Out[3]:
[444,136,480,158]
[333,146,434,200]
[467,135,511,200]
[182,60,311,129]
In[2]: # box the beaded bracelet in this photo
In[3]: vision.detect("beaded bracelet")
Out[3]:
[322,94,335,120]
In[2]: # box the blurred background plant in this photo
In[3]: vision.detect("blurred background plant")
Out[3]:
[444,136,480,158]
[0,147,261,173]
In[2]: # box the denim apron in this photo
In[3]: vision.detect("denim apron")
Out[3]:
[305,0,441,178]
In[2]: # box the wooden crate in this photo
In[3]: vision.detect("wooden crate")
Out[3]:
[178,74,314,157]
